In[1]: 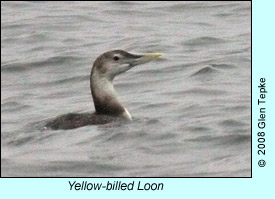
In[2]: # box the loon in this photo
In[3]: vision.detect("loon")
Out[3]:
[45,50,162,130]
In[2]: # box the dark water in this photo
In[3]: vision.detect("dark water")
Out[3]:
[1,1,251,177]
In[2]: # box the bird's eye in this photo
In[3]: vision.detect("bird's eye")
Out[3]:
[113,56,120,61]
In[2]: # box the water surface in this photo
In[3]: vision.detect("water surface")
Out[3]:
[1,1,251,177]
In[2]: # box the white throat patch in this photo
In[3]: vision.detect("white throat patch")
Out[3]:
[122,108,132,120]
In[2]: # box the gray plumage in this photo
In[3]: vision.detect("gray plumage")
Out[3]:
[46,50,162,130]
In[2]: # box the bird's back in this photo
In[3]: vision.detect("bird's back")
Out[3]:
[45,112,122,130]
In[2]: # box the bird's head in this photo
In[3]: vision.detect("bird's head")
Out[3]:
[92,50,162,81]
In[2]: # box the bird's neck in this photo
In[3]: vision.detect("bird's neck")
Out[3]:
[90,71,132,120]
